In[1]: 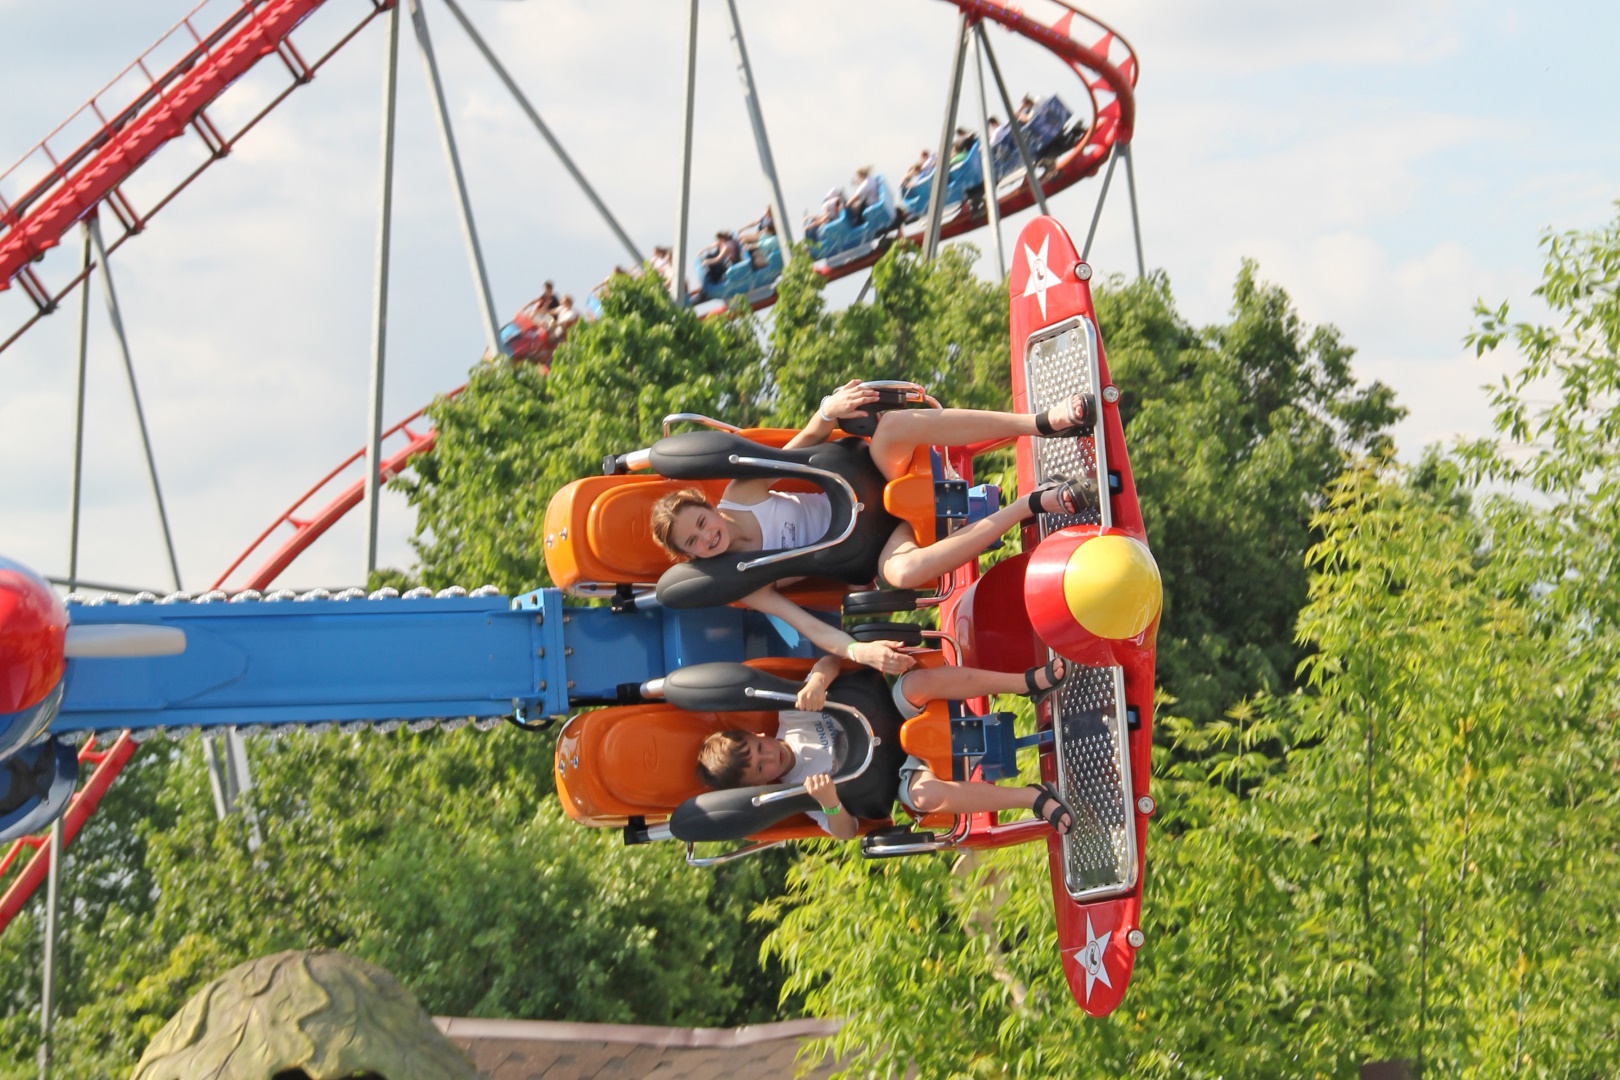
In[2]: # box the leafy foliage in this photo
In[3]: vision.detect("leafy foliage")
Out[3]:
[9,214,1617,1077]
[764,217,1620,1077]
[1094,265,1403,727]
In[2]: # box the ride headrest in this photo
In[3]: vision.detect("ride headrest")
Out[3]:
[663,662,804,713]
[666,667,908,843]
[651,433,897,609]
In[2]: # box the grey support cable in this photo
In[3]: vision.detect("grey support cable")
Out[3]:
[1120,141,1145,277]
[1081,143,1119,262]
[365,1,399,577]
[86,215,181,592]
[923,15,971,261]
[975,22,1047,216]
[971,30,1005,279]
[67,226,92,591]
[439,0,644,266]
[723,0,794,257]
[407,0,502,354]
[671,0,701,304]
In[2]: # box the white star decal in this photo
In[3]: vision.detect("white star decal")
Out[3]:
[1078,914,1113,1001]
[1021,236,1062,319]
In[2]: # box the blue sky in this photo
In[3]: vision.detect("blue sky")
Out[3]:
[1,0,1616,592]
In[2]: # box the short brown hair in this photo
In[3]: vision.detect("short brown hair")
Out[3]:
[697,730,752,789]
[650,487,712,557]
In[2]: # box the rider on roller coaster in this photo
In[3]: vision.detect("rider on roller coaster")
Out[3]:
[649,377,1095,676]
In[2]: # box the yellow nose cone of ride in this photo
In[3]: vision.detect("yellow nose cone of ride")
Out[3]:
[1062,534,1162,640]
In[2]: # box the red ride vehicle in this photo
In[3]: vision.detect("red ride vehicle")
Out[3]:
[544,216,1159,1016]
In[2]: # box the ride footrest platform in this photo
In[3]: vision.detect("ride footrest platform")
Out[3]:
[1048,664,1136,900]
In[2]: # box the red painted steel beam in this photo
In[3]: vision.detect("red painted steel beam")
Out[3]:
[0,0,333,291]
[0,733,136,932]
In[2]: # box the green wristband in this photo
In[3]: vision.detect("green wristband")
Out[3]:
[821,804,841,815]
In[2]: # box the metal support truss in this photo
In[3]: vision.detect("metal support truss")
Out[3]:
[406,0,502,354]
[722,0,794,257]
[971,29,1005,279]
[672,0,701,304]
[975,22,1048,216]
[439,0,644,267]
[923,14,971,261]
[85,215,181,592]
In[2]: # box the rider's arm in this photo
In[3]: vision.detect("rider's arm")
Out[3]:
[782,379,880,450]
[804,773,857,840]
[740,586,914,675]
[795,653,844,710]
[726,380,881,503]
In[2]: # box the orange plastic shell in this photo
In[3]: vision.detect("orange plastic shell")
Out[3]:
[883,445,938,547]
[554,656,895,841]
[898,700,955,778]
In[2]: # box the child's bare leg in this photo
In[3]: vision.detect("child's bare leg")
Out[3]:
[906,767,1064,825]
[876,485,1073,590]
[897,661,1064,708]
[868,398,1088,478]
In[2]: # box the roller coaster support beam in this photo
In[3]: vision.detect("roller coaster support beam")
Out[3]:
[407,0,502,356]
[722,0,794,256]
[1081,143,1117,263]
[974,22,1048,216]
[924,14,971,261]
[366,2,401,578]
[38,820,61,1078]
[672,0,700,304]
[67,228,92,593]
[1079,141,1145,279]
[971,31,1005,280]
[439,0,644,268]
[1121,141,1146,278]
[86,215,181,593]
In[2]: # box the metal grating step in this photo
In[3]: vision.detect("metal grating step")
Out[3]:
[1024,316,1109,535]
[1050,664,1135,899]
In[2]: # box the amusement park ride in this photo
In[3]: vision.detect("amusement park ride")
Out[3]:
[0,0,1150,1016]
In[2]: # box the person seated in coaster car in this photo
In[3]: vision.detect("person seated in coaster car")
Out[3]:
[695,653,1076,840]
[844,166,880,225]
[648,378,1096,675]
[899,148,935,194]
[700,231,743,286]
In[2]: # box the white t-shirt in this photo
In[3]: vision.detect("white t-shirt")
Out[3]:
[718,490,831,552]
[776,710,849,835]
[853,173,879,206]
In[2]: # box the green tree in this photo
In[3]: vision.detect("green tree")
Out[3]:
[0,724,794,1076]
[1094,265,1403,728]
[762,220,1620,1078]
[399,271,773,592]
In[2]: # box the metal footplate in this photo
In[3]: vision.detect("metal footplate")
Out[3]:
[1049,664,1136,900]
[1023,315,1110,536]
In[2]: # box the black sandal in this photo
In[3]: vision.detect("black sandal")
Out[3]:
[1023,656,1068,709]
[1024,475,1098,517]
[1032,393,1096,439]
[1031,782,1074,836]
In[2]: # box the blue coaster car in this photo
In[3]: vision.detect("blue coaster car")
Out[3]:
[808,177,898,265]
[990,95,1074,181]
[694,232,784,303]
[900,139,983,221]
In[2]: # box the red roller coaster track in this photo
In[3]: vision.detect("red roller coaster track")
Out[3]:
[0,0,1136,935]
